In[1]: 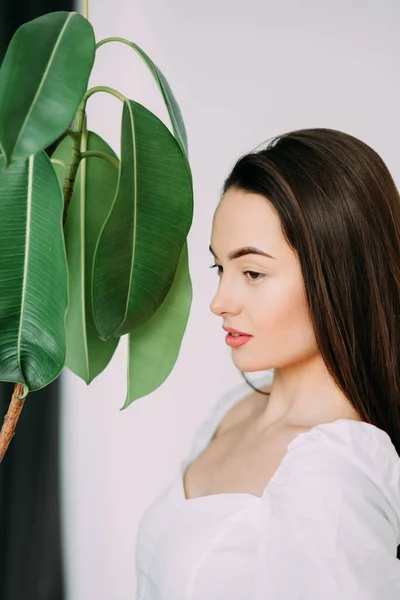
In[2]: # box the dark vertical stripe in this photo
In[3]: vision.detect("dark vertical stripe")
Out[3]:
[0,381,65,600]
[0,0,74,598]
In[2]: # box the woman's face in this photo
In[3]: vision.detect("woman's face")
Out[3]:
[209,188,318,372]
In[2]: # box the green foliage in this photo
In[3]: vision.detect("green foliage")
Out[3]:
[0,12,95,163]
[0,152,68,393]
[97,38,189,155]
[92,99,193,339]
[124,240,192,408]
[52,132,120,384]
[0,10,194,405]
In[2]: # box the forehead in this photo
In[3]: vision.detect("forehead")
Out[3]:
[211,189,284,251]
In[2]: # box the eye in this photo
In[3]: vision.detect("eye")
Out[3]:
[244,270,265,281]
[209,264,265,282]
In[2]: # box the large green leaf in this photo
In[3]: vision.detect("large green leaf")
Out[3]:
[52,132,120,384]
[0,11,95,164]
[0,151,68,393]
[92,99,193,339]
[123,240,192,408]
[98,38,188,157]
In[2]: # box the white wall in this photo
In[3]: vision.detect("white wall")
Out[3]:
[60,1,400,598]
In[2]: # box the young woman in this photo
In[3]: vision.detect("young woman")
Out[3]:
[135,128,400,599]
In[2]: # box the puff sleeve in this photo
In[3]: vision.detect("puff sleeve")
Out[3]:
[254,421,400,600]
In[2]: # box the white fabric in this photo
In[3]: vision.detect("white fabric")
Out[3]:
[135,373,400,599]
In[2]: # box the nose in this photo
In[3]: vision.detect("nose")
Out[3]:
[209,280,241,317]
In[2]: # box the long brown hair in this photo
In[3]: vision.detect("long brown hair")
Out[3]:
[222,128,400,458]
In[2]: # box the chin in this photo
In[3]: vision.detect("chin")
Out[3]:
[231,354,268,372]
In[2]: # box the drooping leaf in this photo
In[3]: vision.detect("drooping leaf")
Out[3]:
[0,152,68,391]
[155,68,188,156]
[52,132,120,384]
[0,11,95,163]
[99,39,188,156]
[123,240,192,408]
[92,99,193,339]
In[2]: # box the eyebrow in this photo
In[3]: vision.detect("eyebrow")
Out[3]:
[209,244,275,260]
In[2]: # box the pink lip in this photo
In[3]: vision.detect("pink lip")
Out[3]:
[223,326,252,336]
[225,333,252,348]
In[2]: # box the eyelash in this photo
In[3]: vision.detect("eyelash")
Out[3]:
[209,264,265,282]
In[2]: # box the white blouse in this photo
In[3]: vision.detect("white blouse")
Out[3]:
[134,374,400,599]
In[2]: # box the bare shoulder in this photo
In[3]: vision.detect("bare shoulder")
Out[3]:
[213,382,273,440]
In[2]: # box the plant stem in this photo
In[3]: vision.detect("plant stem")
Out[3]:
[65,127,80,142]
[62,84,123,227]
[80,151,119,169]
[51,159,67,170]
[62,101,86,228]
[0,383,26,463]
[84,86,126,103]
[83,0,89,19]
[96,36,137,51]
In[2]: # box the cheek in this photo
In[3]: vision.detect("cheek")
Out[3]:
[229,269,319,373]
[253,277,317,361]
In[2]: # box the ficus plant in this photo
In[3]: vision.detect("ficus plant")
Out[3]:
[0,3,194,462]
